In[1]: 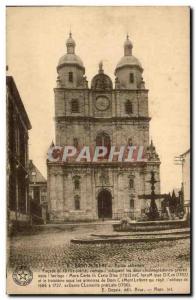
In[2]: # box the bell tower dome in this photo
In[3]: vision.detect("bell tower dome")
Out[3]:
[115,35,144,90]
[56,33,87,88]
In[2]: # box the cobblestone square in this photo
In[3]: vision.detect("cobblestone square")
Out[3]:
[7,225,190,272]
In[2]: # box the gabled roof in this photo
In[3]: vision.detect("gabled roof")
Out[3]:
[29,160,46,183]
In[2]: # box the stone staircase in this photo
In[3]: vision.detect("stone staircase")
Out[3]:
[71,227,190,244]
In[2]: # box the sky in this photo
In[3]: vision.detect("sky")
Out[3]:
[6,6,190,193]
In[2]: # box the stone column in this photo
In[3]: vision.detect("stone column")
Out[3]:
[56,173,64,218]
[112,92,116,117]
[85,169,91,209]
[134,170,141,218]
[66,173,73,211]
[116,92,120,117]
[112,169,118,218]
[91,168,97,219]
[117,170,124,218]
[84,90,89,116]
[89,93,93,116]
[49,173,57,220]
[63,171,68,212]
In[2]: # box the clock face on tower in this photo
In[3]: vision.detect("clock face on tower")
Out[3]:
[95,96,110,111]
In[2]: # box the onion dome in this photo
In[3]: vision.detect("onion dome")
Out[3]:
[57,32,85,71]
[66,32,76,51]
[115,35,143,74]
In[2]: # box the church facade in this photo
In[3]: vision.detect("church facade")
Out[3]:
[47,33,161,222]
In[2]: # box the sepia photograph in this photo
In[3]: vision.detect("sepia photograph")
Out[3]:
[6,6,190,295]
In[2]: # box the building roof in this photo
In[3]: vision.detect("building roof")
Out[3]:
[29,160,46,183]
[115,55,143,72]
[6,76,32,130]
[57,53,84,70]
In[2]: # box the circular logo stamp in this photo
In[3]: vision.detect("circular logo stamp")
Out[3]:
[12,265,33,286]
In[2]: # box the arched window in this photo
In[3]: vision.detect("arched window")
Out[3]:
[96,132,111,147]
[74,195,80,210]
[130,199,134,209]
[69,72,73,82]
[71,99,79,113]
[129,179,134,189]
[129,73,134,83]
[125,100,133,114]
[96,132,111,159]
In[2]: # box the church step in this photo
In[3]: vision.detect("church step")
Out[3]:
[91,227,190,238]
[71,233,190,244]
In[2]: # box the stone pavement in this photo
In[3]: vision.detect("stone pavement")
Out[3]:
[7,224,190,272]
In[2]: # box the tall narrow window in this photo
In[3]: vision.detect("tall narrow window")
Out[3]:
[130,199,134,209]
[71,99,79,113]
[74,195,80,210]
[74,179,80,190]
[129,179,134,189]
[125,100,133,114]
[130,73,134,83]
[69,72,73,82]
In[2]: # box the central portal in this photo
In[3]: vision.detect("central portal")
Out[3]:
[98,189,112,219]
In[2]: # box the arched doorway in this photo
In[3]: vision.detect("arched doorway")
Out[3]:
[98,190,112,219]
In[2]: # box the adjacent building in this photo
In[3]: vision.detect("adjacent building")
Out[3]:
[29,160,48,224]
[47,34,161,222]
[7,75,32,228]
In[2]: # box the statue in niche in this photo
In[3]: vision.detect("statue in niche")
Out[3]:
[99,170,109,185]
